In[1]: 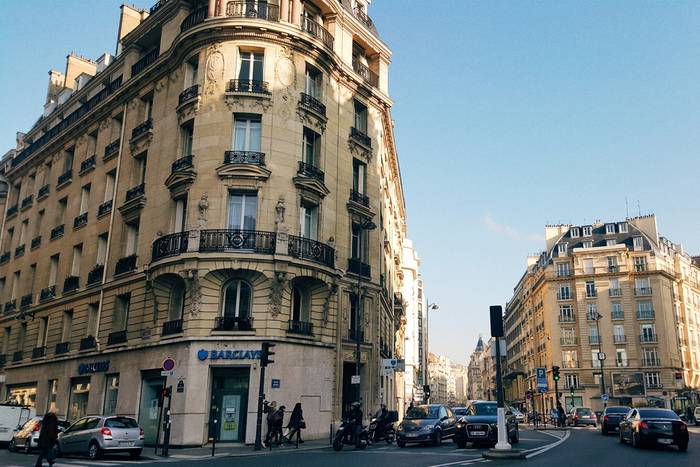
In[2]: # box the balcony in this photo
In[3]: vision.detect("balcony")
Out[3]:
[352,57,379,87]
[642,359,661,367]
[0,251,9,264]
[104,139,120,159]
[613,335,627,343]
[39,286,56,302]
[585,290,598,298]
[79,335,96,351]
[152,231,189,262]
[50,224,64,240]
[380,338,392,358]
[612,311,624,320]
[634,287,652,296]
[38,184,50,200]
[350,127,372,148]
[98,199,113,217]
[199,229,275,254]
[297,161,325,182]
[55,342,69,355]
[556,292,572,300]
[180,6,207,32]
[288,320,313,336]
[349,190,370,208]
[32,347,46,359]
[114,255,137,275]
[608,265,620,273]
[558,315,576,323]
[637,309,655,320]
[300,15,334,49]
[57,169,72,187]
[31,236,41,249]
[149,0,168,14]
[588,335,601,345]
[20,293,32,310]
[615,360,629,368]
[79,155,96,174]
[12,351,23,363]
[4,299,16,314]
[299,92,327,118]
[107,330,128,346]
[609,288,622,297]
[6,204,18,218]
[226,1,279,21]
[640,334,658,343]
[87,264,104,286]
[224,150,265,165]
[131,119,153,140]
[125,183,145,201]
[21,195,33,210]
[214,316,254,332]
[73,212,88,229]
[162,319,183,336]
[63,275,80,294]
[226,79,271,95]
[353,6,375,31]
[560,337,578,346]
[171,154,194,173]
[14,244,25,258]
[131,48,159,77]
[288,235,335,268]
[347,258,371,278]
[557,270,572,278]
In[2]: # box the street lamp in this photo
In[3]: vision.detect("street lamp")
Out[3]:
[355,218,376,405]
[593,312,607,407]
[423,301,438,403]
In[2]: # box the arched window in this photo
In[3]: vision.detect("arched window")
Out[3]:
[222,280,252,318]
[168,285,185,321]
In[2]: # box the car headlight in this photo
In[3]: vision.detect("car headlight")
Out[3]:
[421,424,434,431]
[397,425,405,432]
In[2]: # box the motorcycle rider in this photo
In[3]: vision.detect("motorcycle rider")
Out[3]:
[349,401,364,447]
[372,404,388,441]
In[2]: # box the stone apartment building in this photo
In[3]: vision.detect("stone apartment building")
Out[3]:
[401,240,428,406]
[504,215,700,414]
[467,336,484,400]
[0,0,412,446]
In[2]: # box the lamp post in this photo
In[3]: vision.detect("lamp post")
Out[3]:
[423,301,438,403]
[355,218,376,405]
[593,312,607,408]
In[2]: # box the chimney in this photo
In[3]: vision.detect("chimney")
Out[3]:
[116,4,148,55]
[64,54,97,90]
[46,69,64,105]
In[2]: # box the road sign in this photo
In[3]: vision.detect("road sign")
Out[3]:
[351,375,361,385]
[601,394,609,402]
[538,387,548,393]
[536,367,547,388]
[162,357,176,371]
[271,379,281,389]
[161,370,175,377]
[176,380,184,393]
[597,352,606,361]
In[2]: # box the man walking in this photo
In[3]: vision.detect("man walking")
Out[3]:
[35,411,59,467]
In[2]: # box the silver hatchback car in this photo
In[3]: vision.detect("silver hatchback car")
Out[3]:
[57,416,144,460]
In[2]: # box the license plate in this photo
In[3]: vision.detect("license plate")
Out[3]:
[470,431,486,436]
[657,439,673,445]
[614,427,619,431]
[119,441,134,446]
[405,433,418,438]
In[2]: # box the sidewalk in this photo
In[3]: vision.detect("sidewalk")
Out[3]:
[144,439,331,460]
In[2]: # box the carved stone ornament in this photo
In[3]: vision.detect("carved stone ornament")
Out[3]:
[198,193,209,223]
[322,283,338,324]
[270,271,288,316]
[348,138,372,162]
[278,91,293,121]
[129,132,153,155]
[204,43,224,97]
[297,106,327,134]
[224,93,272,112]
[128,99,139,111]
[155,77,167,93]
[184,269,201,317]
[275,196,285,225]
[169,68,180,83]
[276,48,296,88]
[99,119,111,131]
[177,99,201,125]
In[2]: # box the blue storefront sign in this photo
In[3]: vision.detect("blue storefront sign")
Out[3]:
[78,361,110,375]
[271,379,281,388]
[197,349,262,361]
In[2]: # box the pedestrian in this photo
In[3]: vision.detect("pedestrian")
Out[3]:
[686,405,694,424]
[263,401,277,447]
[286,402,305,446]
[406,400,414,415]
[272,405,286,445]
[35,410,59,467]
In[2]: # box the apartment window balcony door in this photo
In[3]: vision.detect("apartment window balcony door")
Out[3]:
[233,116,261,152]
[353,159,366,194]
[238,51,264,84]
[228,193,257,231]
[304,64,323,100]
[300,203,318,240]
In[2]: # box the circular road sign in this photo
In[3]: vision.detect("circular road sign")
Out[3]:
[597,352,606,361]
[162,357,176,372]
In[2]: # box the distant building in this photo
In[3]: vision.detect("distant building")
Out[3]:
[402,240,428,407]
[451,363,469,405]
[467,337,485,400]
[428,352,451,404]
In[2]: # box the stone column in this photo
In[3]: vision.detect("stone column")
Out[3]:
[291,0,301,26]
[208,0,217,18]
[280,0,289,23]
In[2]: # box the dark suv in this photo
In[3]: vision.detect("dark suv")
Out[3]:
[454,401,519,448]
[601,406,630,435]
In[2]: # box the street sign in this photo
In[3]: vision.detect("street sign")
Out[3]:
[271,379,281,389]
[536,367,547,388]
[601,394,609,402]
[162,357,176,371]
[539,387,548,393]
[176,380,184,393]
[161,370,175,377]
[597,352,606,361]
[351,375,361,385]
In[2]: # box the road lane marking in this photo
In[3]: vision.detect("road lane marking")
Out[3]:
[524,429,571,458]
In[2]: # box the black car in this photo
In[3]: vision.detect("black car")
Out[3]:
[601,406,630,435]
[619,408,688,451]
[396,404,456,447]
[454,401,519,448]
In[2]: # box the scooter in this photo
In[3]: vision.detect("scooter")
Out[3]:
[332,419,369,451]
[367,411,398,444]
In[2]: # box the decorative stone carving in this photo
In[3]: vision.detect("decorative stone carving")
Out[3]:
[184,269,201,317]
[129,132,153,155]
[275,196,285,225]
[99,119,111,131]
[348,138,372,163]
[270,271,288,316]
[177,99,201,125]
[197,192,209,228]
[224,93,272,112]
[204,43,224,97]
[128,99,139,111]
[169,68,180,83]
[155,77,167,93]
[278,90,293,120]
[322,283,338,324]
[276,48,296,88]
[297,106,327,134]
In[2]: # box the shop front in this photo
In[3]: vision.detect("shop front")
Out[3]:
[208,367,250,442]
[4,383,37,407]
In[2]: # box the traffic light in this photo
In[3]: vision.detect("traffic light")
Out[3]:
[261,342,276,367]
[552,366,560,381]
[423,384,431,401]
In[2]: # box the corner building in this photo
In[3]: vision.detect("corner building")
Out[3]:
[0,0,410,446]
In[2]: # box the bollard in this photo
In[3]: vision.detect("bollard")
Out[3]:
[211,419,217,457]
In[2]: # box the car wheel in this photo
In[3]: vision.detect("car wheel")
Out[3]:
[619,430,626,444]
[457,439,467,449]
[432,430,442,447]
[130,449,142,459]
[88,441,102,460]
[8,439,16,452]
[678,442,688,452]
[397,440,406,448]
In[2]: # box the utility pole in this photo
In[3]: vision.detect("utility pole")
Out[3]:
[490,305,510,451]
[255,342,275,450]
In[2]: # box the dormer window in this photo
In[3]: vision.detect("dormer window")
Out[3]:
[618,222,628,233]
[583,241,593,249]
[605,224,615,234]
[633,236,643,251]
[557,243,568,256]
[570,227,580,238]
[582,226,592,237]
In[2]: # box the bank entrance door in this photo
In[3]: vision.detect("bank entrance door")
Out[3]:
[209,368,249,442]
[138,371,166,445]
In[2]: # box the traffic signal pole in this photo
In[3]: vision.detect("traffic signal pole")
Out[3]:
[255,342,275,451]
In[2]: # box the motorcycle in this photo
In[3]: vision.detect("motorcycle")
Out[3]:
[332,419,369,451]
[367,411,398,444]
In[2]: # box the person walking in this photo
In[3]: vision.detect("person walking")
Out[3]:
[263,401,277,448]
[286,402,305,447]
[272,405,285,446]
[35,411,59,467]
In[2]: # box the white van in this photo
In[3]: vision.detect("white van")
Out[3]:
[0,404,35,443]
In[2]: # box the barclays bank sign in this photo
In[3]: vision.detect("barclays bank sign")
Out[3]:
[197,349,262,361]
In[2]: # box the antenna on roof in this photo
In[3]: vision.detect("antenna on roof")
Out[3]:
[625,197,629,219]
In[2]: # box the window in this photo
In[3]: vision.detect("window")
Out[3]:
[633,257,648,272]
[19,220,28,245]
[173,196,188,233]
[61,310,73,342]
[582,241,593,249]
[606,239,617,246]
[71,244,82,276]
[612,302,623,319]
[304,63,322,99]
[561,328,576,344]
[641,324,656,341]
[637,300,654,319]
[125,221,139,256]
[96,233,108,265]
[354,99,368,134]
[47,380,58,413]
[618,222,628,233]
[113,294,130,331]
[222,280,252,318]
[233,115,261,152]
[583,259,594,274]
[351,222,369,261]
[57,197,68,224]
[558,285,571,300]
[29,264,37,294]
[68,378,90,421]
[228,192,257,230]
[135,155,147,185]
[644,372,661,388]
[238,51,264,83]
[37,316,49,348]
[605,224,615,234]
[562,350,577,367]
[86,303,99,337]
[559,304,574,320]
[168,287,185,321]
[104,171,116,203]
[143,96,153,121]
[34,211,44,238]
[49,254,59,287]
[352,159,367,194]
[301,127,321,166]
[582,226,592,236]
[79,185,90,214]
[11,271,20,300]
[17,322,27,352]
[63,147,75,172]
[349,294,360,332]
[643,348,659,365]
[103,374,119,416]
[1,327,10,355]
[180,121,194,157]
[616,348,628,367]
[186,56,199,87]
[0,278,4,303]
[613,324,625,339]
[587,303,598,320]
[633,236,643,251]
[591,349,601,368]
[585,281,596,297]
[570,227,580,238]
[300,202,318,240]
[291,286,310,322]
[607,256,618,271]
[557,243,567,256]
[565,374,579,389]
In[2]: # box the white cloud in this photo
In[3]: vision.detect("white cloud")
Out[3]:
[483,214,542,243]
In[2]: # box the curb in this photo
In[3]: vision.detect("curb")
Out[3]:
[533,427,570,431]
[482,448,527,460]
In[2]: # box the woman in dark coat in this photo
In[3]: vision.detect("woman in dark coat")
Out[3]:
[35,411,59,467]
[286,402,304,445]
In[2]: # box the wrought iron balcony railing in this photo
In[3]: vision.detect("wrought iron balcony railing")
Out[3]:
[224,150,265,165]
[640,334,658,343]
[353,6,375,30]
[352,57,379,87]
[98,199,113,217]
[87,264,104,285]
[50,224,65,240]
[152,231,189,261]
[57,169,72,186]
[32,347,46,359]
[126,183,145,201]
[634,263,648,272]
[172,154,194,172]
[55,342,70,355]
[588,335,601,344]
[288,235,335,268]
[199,229,276,254]
[12,351,23,363]
[131,48,159,77]
[180,6,208,32]
[0,251,9,264]
[561,361,579,369]
[115,255,137,275]
[79,335,96,351]
[558,315,576,323]
[30,236,41,250]
[73,212,88,229]
[63,275,80,294]
[349,190,370,207]
[21,195,33,209]
[226,79,271,94]
[162,318,183,336]
[14,244,25,258]
[20,293,32,310]
[348,258,371,278]
[226,1,279,21]
[38,184,50,199]
[300,15,334,49]
[297,161,325,182]
[642,358,661,367]
[178,85,201,107]
[613,335,627,343]
[288,319,313,335]
[149,0,168,14]
[104,139,120,158]
[131,119,153,139]
[611,311,624,320]
[79,155,96,174]
[6,204,18,217]
[214,316,254,331]
[107,330,128,345]
[299,92,326,117]
[40,286,56,301]
[637,309,655,320]
[350,127,372,147]
[560,337,578,345]
[4,299,16,313]
[635,287,652,296]
[609,288,622,297]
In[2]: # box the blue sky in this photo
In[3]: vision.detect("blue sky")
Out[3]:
[2,2,700,364]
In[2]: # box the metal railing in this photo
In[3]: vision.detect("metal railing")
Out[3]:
[556,292,572,300]
[214,316,254,331]
[634,287,652,296]
[73,212,88,229]
[31,236,41,249]
[32,347,46,359]
[152,231,189,261]
[637,309,655,320]
[352,57,379,87]
[55,342,69,355]
[38,184,50,199]
[226,1,279,21]
[20,294,33,310]
[300,15,334,49]
[608,288,622,297]
[50,224,65,240]
[131,119,153,139]
[353,6,375,30]
[288,320,313,335]
[107,330,128,345]
[98,200,113,217]
[348,258,371,277]
[39,286,56,301]
[299,92,326,116]
[172,154,194,172]
[104,139,120,158]
[611,311,624,320]
[0,251,9,264]
[350,127,372,147]
[613,335,627,343]
[558,315,576,323]
[14,244,25,257]
[639,334,658,343]
[181,6,208,32]
[224,150,265,165]
[80,155,96,173]
[178,85,200,106]
[162,319,183,336]
[87,264,104,286]
[642,358,661,367]
[288,235,335,268]
[588,335,601,344]
[126,183,145,201]
[226,79,271,94]
[297,161,325,182]
[199,229,276,254]
[349,190,370,207]
[57,169,72,186]
[4,299,16,313]
[21,195,33,209]
[79,335,96,351]
[560,337,578,345]
[114,254,137,275]
[131,48,159,77]
[63,275,80,294]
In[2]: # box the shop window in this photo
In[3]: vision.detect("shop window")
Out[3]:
[68,378,91,421]
[103,374,119,416]
[222,280,252,319]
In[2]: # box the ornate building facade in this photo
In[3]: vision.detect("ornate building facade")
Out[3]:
[0,0,411,446]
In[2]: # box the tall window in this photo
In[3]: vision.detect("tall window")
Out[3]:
[169,287,185,321]
[605,223,616,234]
[35,211,44,238]
[591,349,601,368]
[180,121,194,157]
[633,257,648,272]
[186,56,199,87]
[222,280,252,318]
[562,350,577,367]
[238,51,264,83]
[300,202,318,240]
[615,348,628,367]
[57,197,68,225]
[556,262,570,277]
[353,100,368,134]
[63,147,75,172]
[618,222,628,233]
[292,286,310,323]
[173,196,188,233]
[103,374,119,416]
[644,372,660,388]
[583,259,594,274]
[352,159,366,194]
[125,221,139,256]
[87,303,99,337]
[587,303,598,320]
[582,240,593,248]
[228,192,257,230]
[113,294,130,331]
[570,227,580,238]
[558,284,571,300]
[61,310,73,343]
[641,324,656,340]
[37,317,49,348]
[349,294,359,331]
[643,348,659,365]
[29,264,37,294]
[233,115,261,152]
[351,222,368,261]
[49,254,59,287]
[304,63,323,99]
[585,281,596,297]
[96,233,108,265]
[557,243,567,256]
[104,171,116,203]
[301,127,321,166]
[633,236,643,251]
[11,271,20,300]
[582,226,592,236]
[565,374,579,389]
[79,185,90,214]
[607,256,618,270]
[71,244,83,276]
